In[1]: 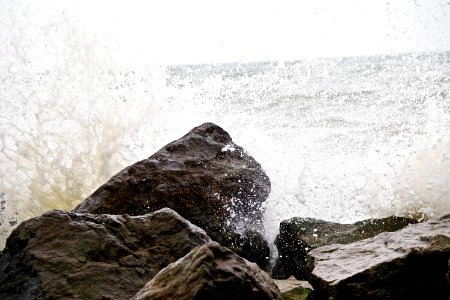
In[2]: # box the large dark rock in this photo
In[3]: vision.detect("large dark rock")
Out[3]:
[273,216,418,279]
[74,122,271,267]
[0,208,211,300]
[306,214,450,299]
[132,241,282,300]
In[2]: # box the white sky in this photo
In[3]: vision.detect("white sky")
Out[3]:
[6,0,450,64]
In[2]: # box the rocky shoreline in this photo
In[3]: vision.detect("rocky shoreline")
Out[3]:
[1,123,448,299]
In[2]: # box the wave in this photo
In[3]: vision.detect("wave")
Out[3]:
[1,0,449,248]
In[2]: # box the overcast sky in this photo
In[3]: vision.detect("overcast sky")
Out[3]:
[83,0,450,64]
[3,0,450,64]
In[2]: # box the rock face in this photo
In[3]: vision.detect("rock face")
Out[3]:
[132,241,282,300]
[74,122,271,267]
[273,216,418,279]
[306,215,450,300]
[0,208,211,300]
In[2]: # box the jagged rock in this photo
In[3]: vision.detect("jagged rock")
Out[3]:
[273,216,418,279]
[274,277,315,300]
[74,122,271,267]
[306,215,450,300]
[132,241,282,300]
[0,208,210,300]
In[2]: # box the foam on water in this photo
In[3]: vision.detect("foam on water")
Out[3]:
[164,56,450,241]
[1,1,449,248]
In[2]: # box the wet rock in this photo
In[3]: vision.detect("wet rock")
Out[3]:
[0,208,210,300]
[74,122,271,267]
[306,214,450,300]
[273,216,418,279]
[132,241,282,300]
[220,229,271,270]
[274,277,315,300]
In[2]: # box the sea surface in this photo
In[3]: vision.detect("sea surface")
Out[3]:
[164,53,450,241]
[1,50,449,248]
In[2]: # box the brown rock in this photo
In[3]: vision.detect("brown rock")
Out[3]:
[306,214,450,299]
[74,122,271,267]
[0,208,210,299]
[132,241,282,300]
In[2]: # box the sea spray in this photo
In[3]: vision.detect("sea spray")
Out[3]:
[164,55,450,241]
[1,1,449,249]
[0,0,165,246]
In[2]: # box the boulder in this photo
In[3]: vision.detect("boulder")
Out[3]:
[273,216,418,279]
[0,208,210,300]
[74,122,271,267]
[132,241,282,300]
[306,214,450,299]
[274,277,315,300]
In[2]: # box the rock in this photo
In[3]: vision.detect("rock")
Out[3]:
[220,229,271,270]
[74,122,271,267]
[273,216,418,279]
[306,214,450,300]
[0,208,211,300]
[448,258,450,294]
[132,241,282,300]
[274,277,315,300]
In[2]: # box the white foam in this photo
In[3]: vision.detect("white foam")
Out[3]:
[1,1,449,249]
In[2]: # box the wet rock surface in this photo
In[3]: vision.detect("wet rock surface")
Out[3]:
[0,208,210,300]
[306,214,450,300]
[74,122,271,267]
[220,229,271,270]
[273,216,418,279]
[132,241,282,300]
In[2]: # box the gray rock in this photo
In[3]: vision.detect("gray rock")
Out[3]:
[306,214,450,299]
[273,216,418,279]
[0,208,210,300]
[132,241,282,300]
[74,122,271,268]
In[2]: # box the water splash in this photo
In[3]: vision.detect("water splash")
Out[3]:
[163,55,450,241]
[1,1,449,249]
[0,0,164,246]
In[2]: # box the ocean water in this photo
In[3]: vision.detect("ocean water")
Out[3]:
[164,54,450,240]
[1,51,449,248]
[1,1,449,248]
